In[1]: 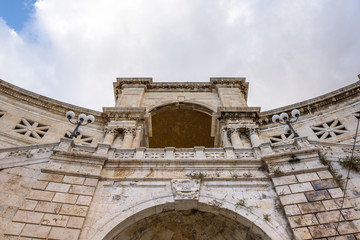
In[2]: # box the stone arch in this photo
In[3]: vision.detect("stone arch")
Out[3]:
[147,101,216,148]
[90,196,289,240]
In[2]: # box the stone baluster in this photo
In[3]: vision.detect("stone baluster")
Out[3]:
[247,127,261,147]
[222,127,231,147]
[131,127,142,148]
[122,128,136,148]
[103,127,118,146]
[229,128,242,148]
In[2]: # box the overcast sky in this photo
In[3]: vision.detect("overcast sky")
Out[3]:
[0,0,359,112]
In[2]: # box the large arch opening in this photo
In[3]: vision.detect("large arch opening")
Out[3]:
[113,209,265,240]
[149,103,214,148]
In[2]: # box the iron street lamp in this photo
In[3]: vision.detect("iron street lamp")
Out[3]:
[272,109,300,138]
[65,111,95,139]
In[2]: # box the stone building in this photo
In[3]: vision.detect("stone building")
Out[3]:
[0,76,359,240]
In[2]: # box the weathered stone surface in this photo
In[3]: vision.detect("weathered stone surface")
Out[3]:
[322,198,352,210]
[305,190,331,202]
[292,227,312,240]
[338,221,360,235]
[316,210,343,224]
[308,224,337,238]
[46,182,71,193]
[328,188,344,198]
[273,175,298,186]
[67,216,85,229]
[35,201,61,214]
[280,193,308,205]
[342,209,360,221]
[312,179,338,190]
[76,195,92,206]
[19,200,37,211]
[84,178,98,187]
[26,190,54,201]
[63,176,85,185]
[298,201,326,214]
[289,182,314,193]
[48,227,80,240]
[275,185,291,195]
[284,205,301,216]
[13,210,44,224]
[68,185,95,196]
[288,214,318,228]
[4,222,24,236]
[60,204,88,217]
[296,172,319,183]
[53,193,78,204]
[41,213,69,227]
[317,170,333,179]
[38,173,64,183]
[21,224,51,238]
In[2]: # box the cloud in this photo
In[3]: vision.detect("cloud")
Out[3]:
[0,0,359,111]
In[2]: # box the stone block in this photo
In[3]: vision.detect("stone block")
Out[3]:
[328,188,344,198]
[279,193,307,206]
[275,185,291,195]
[342,209,360,220]
[288,214,318,228]
[272,175,297,186]
[317,170,333,179]
[38,173,64,182]
[338,221,360,235]
[308,224,337,238]
[68,185,95,196]
[329,236,356,240]
[298,201,325,214]
[284,205,301,216]
[293,227,312,240]
[84,178,98,187]
[26,190,54,201]
[296,172,319,183]
[41,213,69,227]
[289,182,314,193]
[32,181,48,190]
[67,216,85,229]
[63,176,85,185]
[19,200,37,211]
[312,179,338,190]
[1,206,18,219]
[322,199,352,210]
[35,201,62,214]
[4,222,25,236]
[21,224,51,238]
[46,182,71,193]
[305,190,331,202]
[316,210,343,224]
[48,226,80,240]
[76,195,92,206]
[53,193,78,204]
[13,210,44,224]
[60,204,88,217]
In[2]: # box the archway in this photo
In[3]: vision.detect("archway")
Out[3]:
[148,102,215,148]
[112,209,265,240]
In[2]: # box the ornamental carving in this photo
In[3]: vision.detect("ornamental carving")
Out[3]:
[311,119,347,140]
[123,128,136,137]
[13,118,50,139]
[171,179,201,200]
[104,127,119,136]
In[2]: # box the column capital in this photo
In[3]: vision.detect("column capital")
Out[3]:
[123,128,136,137]
[246,126,259,136]
[104,127,119,136]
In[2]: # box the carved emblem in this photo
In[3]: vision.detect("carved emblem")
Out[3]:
[171,179,200,200]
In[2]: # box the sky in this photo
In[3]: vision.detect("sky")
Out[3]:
[0,0,359,112]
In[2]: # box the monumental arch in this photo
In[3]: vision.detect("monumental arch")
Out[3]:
[0,76,359,240]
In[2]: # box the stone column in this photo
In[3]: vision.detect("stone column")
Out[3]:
[247,127,261,147]
[229,128,242,148]
[131,127,142,148]
[103,127,118,146]
[222,127,231,147]
[122,128,136,148]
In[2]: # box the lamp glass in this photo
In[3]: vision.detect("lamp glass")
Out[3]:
[280,113,289,121]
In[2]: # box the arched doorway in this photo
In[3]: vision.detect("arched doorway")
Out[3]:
[112,209,266,240]
[148,103,215,148]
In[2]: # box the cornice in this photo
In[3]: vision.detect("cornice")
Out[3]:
[259,81,360,126]
[113,77,249,97]
[0,79,105,123]
[102,107,147,121]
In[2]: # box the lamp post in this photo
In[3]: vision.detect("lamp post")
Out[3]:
[272,109,300,138]
[65,111,95,139]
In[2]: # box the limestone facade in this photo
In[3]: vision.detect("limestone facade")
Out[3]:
[0,77,359,239]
